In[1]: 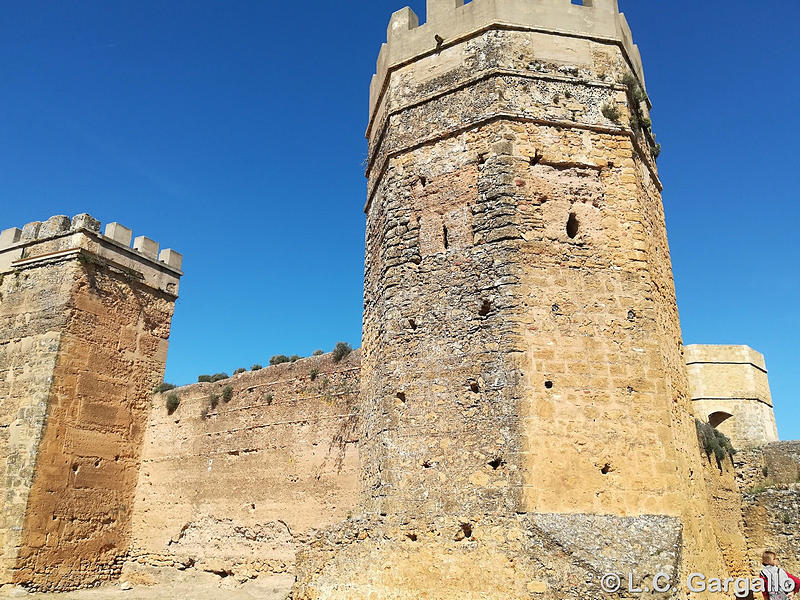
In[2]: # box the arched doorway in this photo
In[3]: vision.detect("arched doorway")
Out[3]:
[708,411,734,428]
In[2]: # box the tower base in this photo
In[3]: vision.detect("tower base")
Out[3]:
[293,513,682,599]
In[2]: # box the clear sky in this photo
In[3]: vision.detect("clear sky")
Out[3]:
[2,2,797,436]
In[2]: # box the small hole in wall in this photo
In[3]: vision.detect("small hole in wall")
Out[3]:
[627,310,636,321]
[551,304,559,313]
[460,523,473,538]
[422,460,433,469]
[488,457,505,470]
[397,391,407,403]
[71,464,79,473]
[419,175,428,187]
[601,463,612,475]
[566,213,579,238]
[407,318,417,330]
[114,455,120,462]
[52,514,57,521]
[478,153,487,165]
[529,151,542,167]
[442,224,449,250]
[469,381,480,393]
[94,460,100,468]
[406,532,418,542]
[544,380,554,390]
[250,503,256,511]
[478,300,491,316]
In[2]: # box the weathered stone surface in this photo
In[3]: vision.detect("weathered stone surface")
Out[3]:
[686,345,778,449]
[0,269,73,584]
[295,1,739,596]
[732,444,800,576]
[0,215,181,592]
[295,513,684,600]
[0,2,795,597]
[125,353,360,583]
[71,214,101,233]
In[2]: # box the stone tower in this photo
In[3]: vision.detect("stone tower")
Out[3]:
[299,1,736,596]
[0,215,182,591]
[686,344,779,449]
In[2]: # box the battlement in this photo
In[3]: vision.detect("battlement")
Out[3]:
[0,214,182,296]
[369,0,645,123]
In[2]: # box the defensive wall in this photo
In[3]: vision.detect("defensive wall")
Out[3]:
[117,346,782,593]
[0,234,792,594]
[732,443,800,576]
[122,351,360,587]
[0,1,795,596]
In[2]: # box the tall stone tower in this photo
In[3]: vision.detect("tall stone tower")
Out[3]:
[296,1,736,596]
[0,214,182,591]
[686,344,779,449]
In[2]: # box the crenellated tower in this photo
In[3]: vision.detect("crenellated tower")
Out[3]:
[360,0,666,520]
[0,214,182,591]
[298,0,738,596]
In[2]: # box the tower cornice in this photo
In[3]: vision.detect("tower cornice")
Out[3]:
[367,0,647,137]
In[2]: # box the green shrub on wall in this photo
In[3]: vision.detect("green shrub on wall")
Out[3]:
[154,382,177,393]
[221,385,234,403]
[166,393,180,415]
[695,419,736,463]
[332,342,352,363]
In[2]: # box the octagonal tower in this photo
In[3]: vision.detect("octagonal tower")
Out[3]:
[294,1,738,597]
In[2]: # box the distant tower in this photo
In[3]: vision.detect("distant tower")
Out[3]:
[0,215,182,591]
[685,344,779,448]
[295,0,736,596]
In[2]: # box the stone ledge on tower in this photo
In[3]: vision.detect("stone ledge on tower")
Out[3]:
[0,213,183,296]
[369,0,645,122]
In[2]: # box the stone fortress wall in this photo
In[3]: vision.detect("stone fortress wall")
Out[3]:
[733,443,800,578]
[1,1,798,597]
[123,352,360,586]
[0,215,182,591]
[120,346,777,593]
[0,208,794,595]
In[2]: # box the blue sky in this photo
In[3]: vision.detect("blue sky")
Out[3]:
[2,2,797,437]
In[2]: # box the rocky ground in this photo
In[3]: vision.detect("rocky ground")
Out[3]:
[0,573,293,600]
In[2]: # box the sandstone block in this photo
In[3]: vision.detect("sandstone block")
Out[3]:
[104,222,133,247]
